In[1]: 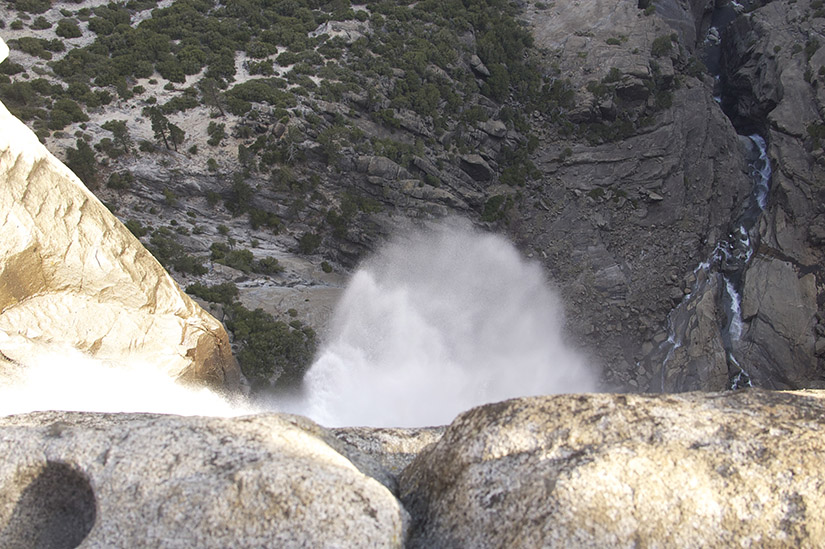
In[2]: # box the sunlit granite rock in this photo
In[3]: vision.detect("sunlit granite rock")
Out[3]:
[401,389,825,548]
[0,38,240,392]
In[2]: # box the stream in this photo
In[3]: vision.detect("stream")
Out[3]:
[653,1,772,391]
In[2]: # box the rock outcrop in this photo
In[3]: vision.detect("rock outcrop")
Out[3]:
[0,411,407,548]
[0,39,240,392]
[400,389,825,548]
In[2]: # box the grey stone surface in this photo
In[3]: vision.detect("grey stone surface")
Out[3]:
[0,412,408,549]
[400,389,825,548]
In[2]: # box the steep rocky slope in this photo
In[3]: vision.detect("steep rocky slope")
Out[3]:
[0,37,240,392]
[0,0,822,393]
[512,0,756,391]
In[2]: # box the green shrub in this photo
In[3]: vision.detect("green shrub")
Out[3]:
[88,17,115,35]
[481,194,512,222]
[185,282,239,305]
[101,119,131,151]
[14,0,52,14]
[125,219,148,237]
[56,18,82,38]
[162,188,177,206]
[227,79,295,109]
[108,171,134,189]
[161,95,199,114]
[224,303,316,388]
[147,230,207,275]
[248,207,281,231]
[256,256,284,275]
[225,176,253,215]
[13,37,63,60]
[298,233,321,254]
[49,97,90,130]
[65,139,98,188]
[807,122,825,148]
[0,60,25,75]
[216,248,255,272]
[651,35,674,57]
[207,121,226,146]
[30,16,51,29]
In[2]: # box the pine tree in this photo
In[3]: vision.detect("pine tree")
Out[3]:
[168,123,185,152]
[145,106,170,149]
[198,77,226,117]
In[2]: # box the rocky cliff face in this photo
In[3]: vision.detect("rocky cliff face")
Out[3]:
[0,38,240,392]
[511,0,756,391]
[0,0,823,394]
[514,0,825,392]
[1,389,823,547]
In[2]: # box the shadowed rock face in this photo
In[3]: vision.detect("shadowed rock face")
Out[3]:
[400,389,825,548]
[0,40,240,392]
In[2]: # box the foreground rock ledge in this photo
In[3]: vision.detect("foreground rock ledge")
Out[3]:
[1,390,824,547]
[400,389,825,548]
[0,38,240,391]
[0,412,408,548]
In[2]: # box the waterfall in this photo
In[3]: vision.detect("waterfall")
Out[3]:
[270,221,597,427]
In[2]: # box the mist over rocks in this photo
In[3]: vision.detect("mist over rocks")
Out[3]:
[1,0,821,394]
[2,0,825,542]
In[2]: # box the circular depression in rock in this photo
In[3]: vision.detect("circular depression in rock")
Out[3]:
[0,461,96,549]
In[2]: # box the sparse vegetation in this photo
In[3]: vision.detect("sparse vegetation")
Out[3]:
[147,228,207,275]
[186,281,316,388]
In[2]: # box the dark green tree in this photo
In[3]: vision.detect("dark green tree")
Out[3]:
[145,106,170,149]
[55,19,82,39]
[168,123,185,152]
[65,139,97,189]
[101,119,131,152]
[198,78,226,116]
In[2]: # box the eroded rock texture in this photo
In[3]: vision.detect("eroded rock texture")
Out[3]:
[0,412,408,548]
[0,39,240,391]
[401,390,825,548]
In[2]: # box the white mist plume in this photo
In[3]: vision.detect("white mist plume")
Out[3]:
[0,343,256,417]
[283,221,597,427]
